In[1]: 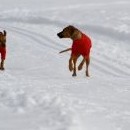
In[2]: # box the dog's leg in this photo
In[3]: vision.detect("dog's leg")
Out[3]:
[86,57,90,77]
[0,59,5,70]
[69,56,73,71]
[72,56,78,77]
[78,57,85,71]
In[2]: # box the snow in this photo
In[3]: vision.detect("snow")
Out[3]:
[0,0,130,130]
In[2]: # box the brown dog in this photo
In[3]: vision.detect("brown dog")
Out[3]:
[57,25,92,77]
[0,30,7,70]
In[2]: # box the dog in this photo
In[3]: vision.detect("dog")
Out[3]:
[0,30,7,70]
[57,25,92,77]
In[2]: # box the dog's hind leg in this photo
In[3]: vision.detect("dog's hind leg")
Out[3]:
[85,57,90,77]
[78,57,85,71]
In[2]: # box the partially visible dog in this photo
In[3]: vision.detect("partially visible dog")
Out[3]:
[57,25,92,77]
[0,30,7,70]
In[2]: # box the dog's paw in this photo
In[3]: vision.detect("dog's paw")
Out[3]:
[72,73,77,77]
[69,65,73,72]
[0,67,5,71]
[86,71,90,77]
[78,64,83,71]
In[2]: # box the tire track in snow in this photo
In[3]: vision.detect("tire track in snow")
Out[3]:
[93,57,130,76]
[6,26,63,52]
[103,54,130,70]
[79,24,130,43]
[1,12,130,43]
[4,25,130,77]
[1,12,130,77]
[12,26,130,76]
[2,11,130,70]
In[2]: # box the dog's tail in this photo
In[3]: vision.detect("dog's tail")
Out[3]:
[59,48,71,54]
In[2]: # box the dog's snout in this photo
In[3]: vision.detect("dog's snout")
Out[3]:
[57,32,63,38]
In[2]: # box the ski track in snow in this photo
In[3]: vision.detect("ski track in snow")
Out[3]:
[0,1,130,130]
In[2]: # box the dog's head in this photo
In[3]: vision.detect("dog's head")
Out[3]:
[0,30,7,43]
[57,25,78,39]
[0,30,6,42]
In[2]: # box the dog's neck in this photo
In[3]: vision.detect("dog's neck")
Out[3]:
[71,31,82,41]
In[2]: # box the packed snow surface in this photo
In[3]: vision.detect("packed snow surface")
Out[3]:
[0,0,130,130]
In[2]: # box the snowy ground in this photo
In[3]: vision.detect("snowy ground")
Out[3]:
[0,0,130,130]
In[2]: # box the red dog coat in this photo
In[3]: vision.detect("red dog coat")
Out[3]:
[0,47,6,60]
[71,33,92,59]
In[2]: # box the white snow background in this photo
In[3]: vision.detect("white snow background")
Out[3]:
[0,0,130,130]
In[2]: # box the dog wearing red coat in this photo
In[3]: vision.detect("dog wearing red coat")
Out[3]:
[0,30,7,70]
[57,25,92,77]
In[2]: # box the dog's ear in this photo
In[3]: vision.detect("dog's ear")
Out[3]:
[3,30,7,36]
[68,25,80,38]
[68,25,76,36]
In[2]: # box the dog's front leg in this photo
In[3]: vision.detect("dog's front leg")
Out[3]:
[72,56,78,77]
[69,57,73,72]
[0,59,5,70]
